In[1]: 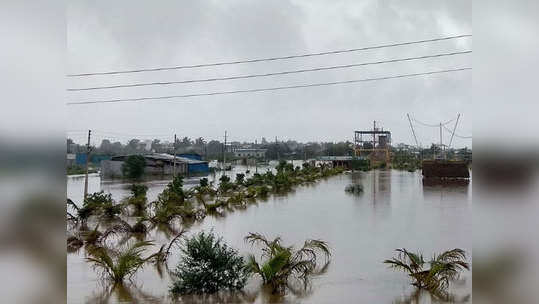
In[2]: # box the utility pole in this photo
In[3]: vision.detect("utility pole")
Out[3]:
[255,139,258,173]
[83,129,92,201]
[407,113,422,161]
[223,130,227,172]
[439,122,443,160]
[275,136,279,161]
[448,113,461,151]
[173,134,177,176]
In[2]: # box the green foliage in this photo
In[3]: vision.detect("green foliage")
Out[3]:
[167,175,185,197]
[235,173,245,185]
[67,164,98,175]
[157,175,185,205]
[87,241,154,283]
[122,155,146,179]
[218,175,234,192]
[392,149,421,171]
[384,248,470,294]
[245,232,331,294]
[129,184,148,197]
[349,159,370,171]
[170,231,250,294]
[73,191,122,220]
[276,160,294,173]
[345,183,364,194]
[199,178,209,187]
[126,184,148,216]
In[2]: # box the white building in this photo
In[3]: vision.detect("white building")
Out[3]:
[233,148,266,158]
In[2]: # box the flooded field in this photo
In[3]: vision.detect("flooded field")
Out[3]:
[67,166,471,304]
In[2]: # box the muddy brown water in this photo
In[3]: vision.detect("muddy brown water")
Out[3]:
[67,166,471,304]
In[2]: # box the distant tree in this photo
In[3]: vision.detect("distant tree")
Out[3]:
[180,137,192,148]
[151,139,162,152]
[206,140,223,159]
[122,155,146,179]
[99,139,113,154]
[126,139,141,154]
[112,141,123,154]
[195,137,205,146]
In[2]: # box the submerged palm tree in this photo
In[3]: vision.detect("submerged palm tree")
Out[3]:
[245,232,331,294]
[384,248,470,293]
[86,241,155,283]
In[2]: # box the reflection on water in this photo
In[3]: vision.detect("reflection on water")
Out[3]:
[67,168,471,304]
[393,288,471,304]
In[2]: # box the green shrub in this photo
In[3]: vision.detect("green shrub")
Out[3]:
[345,183,364,194]
[235,173,245,185]
[170,231,250,294]
[130,184,148,197]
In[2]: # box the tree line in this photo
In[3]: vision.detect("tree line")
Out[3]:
[67,137,471,162]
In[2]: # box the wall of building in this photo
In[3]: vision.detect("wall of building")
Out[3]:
[188,163,209,174]
[100,160,188,179]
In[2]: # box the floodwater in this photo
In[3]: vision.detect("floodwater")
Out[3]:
[67,166,471,304]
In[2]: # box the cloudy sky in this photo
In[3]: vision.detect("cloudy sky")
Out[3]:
[66,0,471,148]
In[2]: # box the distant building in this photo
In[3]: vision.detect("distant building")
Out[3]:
[177,153,202,160]
[100,153,208,179]
[67,153,76,167]
[233,148,266,158]
[137,140,152,151]
[75,153,111,166]
[175,153,208,173]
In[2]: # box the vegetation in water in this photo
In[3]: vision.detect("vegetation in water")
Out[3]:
[86,240,155,283]
[170,231,250,294]
[345,183,364,194]
[67,191,122,223]
[125,184,148,216]
[245,232,331,294]
[384,248,470,295]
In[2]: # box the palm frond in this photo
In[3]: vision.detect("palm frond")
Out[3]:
[246,254,261,274]
[383,258,414,274]
[164,228,187,259]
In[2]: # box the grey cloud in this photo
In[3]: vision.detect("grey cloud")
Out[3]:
[67,0,471,148]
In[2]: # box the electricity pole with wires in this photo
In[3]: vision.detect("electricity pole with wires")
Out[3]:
[83,129,92,200]
[223,130,227,174]
[448,113,461,149]
[173,134,177,176]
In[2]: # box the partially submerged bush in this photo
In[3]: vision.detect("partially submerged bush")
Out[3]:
[245,232,331,294]
[69,191,122,221]
[130,184,148,197]
[86,241,155,283]
[235,173,245,185]
[170,231,249,294]
[345,183,364,194]
[199,178,209,187]
[384,248,469,294]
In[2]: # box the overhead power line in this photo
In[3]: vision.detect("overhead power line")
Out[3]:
[67,34,472,77]
[443,125,472,139]
[68,50,471,91]
[411,116,456,127]
[66,67,471,105]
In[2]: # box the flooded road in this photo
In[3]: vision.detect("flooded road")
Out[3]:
[67,167,471,303]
